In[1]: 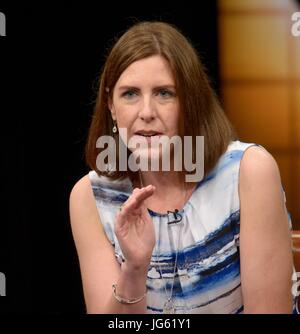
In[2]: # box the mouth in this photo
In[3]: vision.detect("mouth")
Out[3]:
[134,131,163,137]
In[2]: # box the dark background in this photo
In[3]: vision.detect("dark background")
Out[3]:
[0,2,219,313]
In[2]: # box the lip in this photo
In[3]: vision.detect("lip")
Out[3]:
[133,134,162,144]
[134,131,163,136]
[133,131,162,144]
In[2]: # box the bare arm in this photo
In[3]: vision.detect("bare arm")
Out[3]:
[69,175,155,313]
[239,146,294,313]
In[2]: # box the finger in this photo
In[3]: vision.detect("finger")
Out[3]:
[119,187,142,211]
[132,185,155,208]
[116,186,155,224]
[121,186,154,215]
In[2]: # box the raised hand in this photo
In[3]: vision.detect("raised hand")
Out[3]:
[114,185,156,270]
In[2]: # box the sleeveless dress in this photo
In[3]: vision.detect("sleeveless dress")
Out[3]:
[88,140,298,314]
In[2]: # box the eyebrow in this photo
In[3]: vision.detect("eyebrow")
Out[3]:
[117,84,176,91]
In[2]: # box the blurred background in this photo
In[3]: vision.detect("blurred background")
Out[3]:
[0,0,299,313]
[219,0,300,231]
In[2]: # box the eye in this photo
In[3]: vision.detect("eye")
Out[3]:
[122,89,138,99]
[158,89,175,98]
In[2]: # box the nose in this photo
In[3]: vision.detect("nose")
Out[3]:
[138,96,156,122]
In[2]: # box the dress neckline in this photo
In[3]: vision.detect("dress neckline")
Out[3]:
[129,178,201,218]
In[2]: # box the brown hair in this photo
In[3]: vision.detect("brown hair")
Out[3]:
[85,21,236,181]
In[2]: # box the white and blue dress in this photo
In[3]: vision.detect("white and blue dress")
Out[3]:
[88,140,298,314]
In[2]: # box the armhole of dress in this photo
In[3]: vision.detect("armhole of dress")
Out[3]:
[88,170,126,266]
[234,143,259,248]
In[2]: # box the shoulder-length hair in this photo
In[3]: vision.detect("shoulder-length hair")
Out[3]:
[85,21,236,181]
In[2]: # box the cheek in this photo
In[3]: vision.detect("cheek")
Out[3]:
[178,110,184,135]
[164,106,181,132]
[115,107,135,128]
[115,110,138,144]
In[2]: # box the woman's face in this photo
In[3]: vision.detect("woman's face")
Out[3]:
[110,55,181,162]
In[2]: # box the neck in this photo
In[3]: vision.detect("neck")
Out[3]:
[139,170,198,211]
[138,171,186,192]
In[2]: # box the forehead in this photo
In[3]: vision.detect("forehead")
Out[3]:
[116,55,175,87]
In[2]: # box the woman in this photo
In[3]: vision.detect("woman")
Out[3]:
[69,21,298,314]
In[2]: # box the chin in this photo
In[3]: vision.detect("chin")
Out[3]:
[133,147,173,172]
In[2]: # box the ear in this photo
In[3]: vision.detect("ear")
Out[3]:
[108,95,116,121]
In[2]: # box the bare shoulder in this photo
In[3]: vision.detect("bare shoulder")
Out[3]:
[239,145,282,190]
[70,174,93,205]
[69,173,114,263]
[238,144,288,231]
[69,174,101,233]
